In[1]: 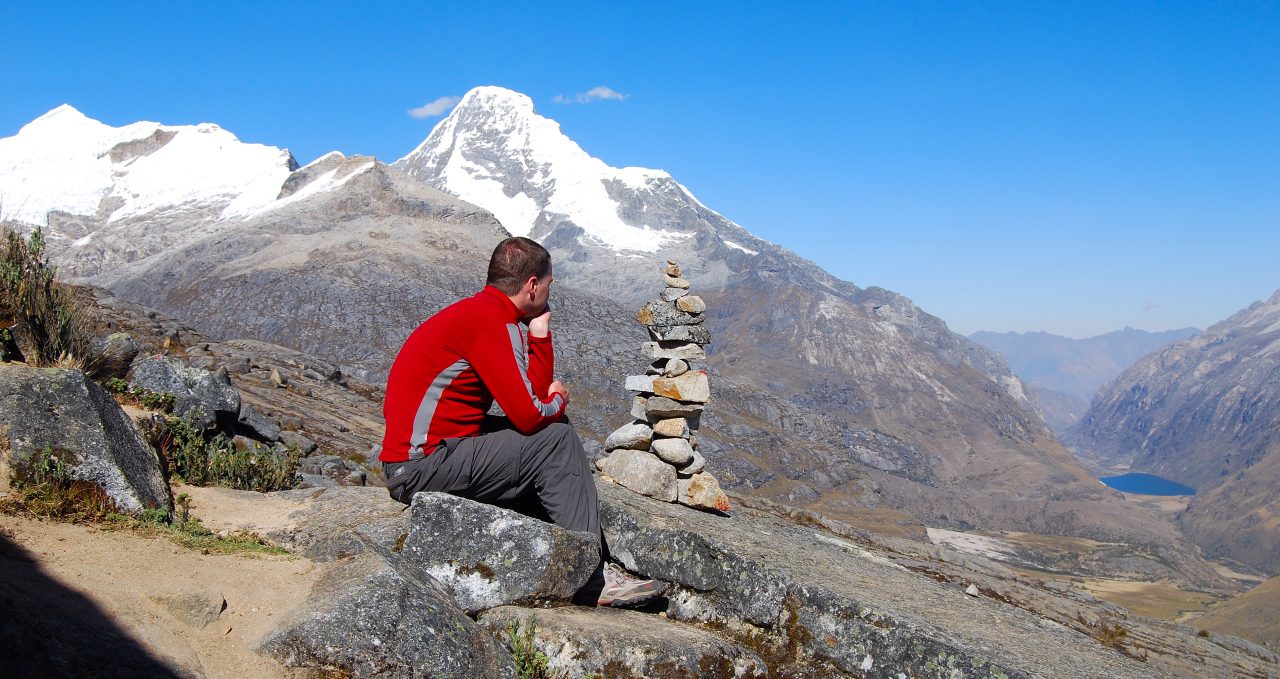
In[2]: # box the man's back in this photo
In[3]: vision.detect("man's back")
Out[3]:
[379,285,563,463]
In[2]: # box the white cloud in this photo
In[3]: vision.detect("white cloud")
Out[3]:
[552,86,628,105]
[408,96,462,118]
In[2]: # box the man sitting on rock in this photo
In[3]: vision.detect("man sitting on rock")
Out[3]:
[379,236,661,607]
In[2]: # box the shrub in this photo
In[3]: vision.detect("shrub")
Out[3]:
[0,446,121,521]
[162,415,300,492]
[0,226,93,367]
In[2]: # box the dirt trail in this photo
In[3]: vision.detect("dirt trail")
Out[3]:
[0,493,320,679]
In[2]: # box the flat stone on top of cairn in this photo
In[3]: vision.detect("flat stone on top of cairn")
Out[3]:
[596,260,730,512]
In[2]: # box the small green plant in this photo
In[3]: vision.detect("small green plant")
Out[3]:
[507,616,564,679]
[0,226,93,367]
[161,414,299,492]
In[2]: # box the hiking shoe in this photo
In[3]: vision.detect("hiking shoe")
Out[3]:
[597,562,663,607]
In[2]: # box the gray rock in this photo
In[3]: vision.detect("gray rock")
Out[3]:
[598,449,677,502]
[258,553,515,679]
[660,287,690,302]
[675,295,706,314]
[270,367,288,387]
[623,374,653,393]
[629,396,648,420]
[298,455,367,486]
[90,333,139,380]
[645,396,704,420]
[663,275,690,289]
[648,325,712,345]
[400,493,600,614]
[678,450,706,477]
[129,356,240,429]
[604,422,653,452]
[636,300,704,327]
[641,341,706,361]
[296,473,338,488]
[148,590,225,629]
[237,404,281,442]
[278,430,317,454]
[0,365,172,515]
[662,358,689,377]
[265,486,409,562]
[651,438,694,466]
[478,606,767,679]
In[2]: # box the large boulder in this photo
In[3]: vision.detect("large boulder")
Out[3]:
[400,493,600,614]
[0,365,171,514]
[258,553,515,679]
[129,356,240,429]
[478,606,767,679]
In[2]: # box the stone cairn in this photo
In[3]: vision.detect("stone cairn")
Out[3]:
[595,261,731,512]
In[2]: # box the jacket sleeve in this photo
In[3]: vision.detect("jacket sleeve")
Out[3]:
[469,321,566,433]
[527,330,555,398]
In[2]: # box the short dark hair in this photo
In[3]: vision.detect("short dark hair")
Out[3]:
[486,237,551,294]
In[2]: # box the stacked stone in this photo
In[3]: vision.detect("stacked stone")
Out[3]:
[596,261,730,512]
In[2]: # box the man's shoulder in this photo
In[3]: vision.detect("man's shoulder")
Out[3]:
[423,291,509,333]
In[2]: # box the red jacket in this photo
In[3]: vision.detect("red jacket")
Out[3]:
[379,286,565,462]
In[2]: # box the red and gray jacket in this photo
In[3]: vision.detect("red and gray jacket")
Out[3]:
[379,285,565,463]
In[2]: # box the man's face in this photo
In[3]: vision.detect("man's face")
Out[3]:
[532,265,553,311]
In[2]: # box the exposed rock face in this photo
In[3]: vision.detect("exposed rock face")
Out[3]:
[0,365,171,514]
[401,493,600,614]
[258,553,515,678]
[596,481,1180,679]
[1072,290,1280,573]
[478,606,768,679]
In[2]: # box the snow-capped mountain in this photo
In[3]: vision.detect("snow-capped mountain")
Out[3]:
[395,87,770,301]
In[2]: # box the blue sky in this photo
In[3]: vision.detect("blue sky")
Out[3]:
[4,2,1277,337]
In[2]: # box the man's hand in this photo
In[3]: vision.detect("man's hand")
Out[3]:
[528,306,552,338]
[549,379,568,407]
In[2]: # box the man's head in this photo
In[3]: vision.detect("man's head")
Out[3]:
[487,237,553,315]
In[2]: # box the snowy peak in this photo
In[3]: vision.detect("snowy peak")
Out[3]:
[0,105,298,227]
[395,85,701,253]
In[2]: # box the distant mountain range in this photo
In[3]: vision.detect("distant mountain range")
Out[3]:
[970,327,1200,431]
[1071,291,1280,574]
[0,89,1224,586]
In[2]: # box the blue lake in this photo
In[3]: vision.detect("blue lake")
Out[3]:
[1099,473,1196,496]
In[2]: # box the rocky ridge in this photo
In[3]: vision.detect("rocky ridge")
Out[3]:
[1071,290,1280,574]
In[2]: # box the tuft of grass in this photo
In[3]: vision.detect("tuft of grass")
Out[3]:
[109,510,288,557]
[102,377,176,412]
[0,446,122,522]
[0,226,94,367]
[161,415,299,492]
[506,616,566,679]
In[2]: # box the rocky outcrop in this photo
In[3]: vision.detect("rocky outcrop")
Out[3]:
[258,552,515,678]
[400,493,600,614]
[478,606,768,679]
[129,356,241,430]
[0,365,170,514]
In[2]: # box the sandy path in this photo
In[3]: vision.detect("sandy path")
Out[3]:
[0,509,319,678]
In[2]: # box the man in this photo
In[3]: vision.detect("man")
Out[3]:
[379,236,660,606]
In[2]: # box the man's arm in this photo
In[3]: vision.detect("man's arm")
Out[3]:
[526,307,554,398]
[469,320,566,433]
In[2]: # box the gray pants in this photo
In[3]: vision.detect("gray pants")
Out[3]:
[383,421,600,539]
